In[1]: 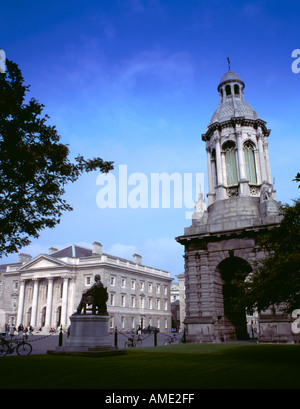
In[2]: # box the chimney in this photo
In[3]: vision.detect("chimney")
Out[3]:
[49,247,58,255]
[133,253,142,265]
[18,253,32,264]
[92,242,103,256]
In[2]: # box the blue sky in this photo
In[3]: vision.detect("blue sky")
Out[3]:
[1,0,299,278]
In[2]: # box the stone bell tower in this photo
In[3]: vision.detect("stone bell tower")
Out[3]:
[176,66,295,343]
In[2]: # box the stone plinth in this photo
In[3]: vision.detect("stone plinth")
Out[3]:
[65,314,112,349]
[48,314,122,356]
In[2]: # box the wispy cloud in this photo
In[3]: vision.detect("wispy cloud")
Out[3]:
[114,51,195,95]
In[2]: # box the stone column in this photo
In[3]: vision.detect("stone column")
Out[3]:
[67,277,76,319]
[61,275,70,328]
[215,133,226,200]
[44,278,54,330]
[31,278,39,328]
[263,140,272,184]
[254,148,262,184]
[236,130,249,196]
[206,148,215,205]
[257,131,267,182]
[236,131,247,181]
[16,279,25,327]
[215,135,223,186]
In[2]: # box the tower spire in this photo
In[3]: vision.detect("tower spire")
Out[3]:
[227,57,231,71]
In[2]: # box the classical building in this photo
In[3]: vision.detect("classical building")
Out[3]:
[176,67,298,343]
[170,276,186,332]
[0,242,172,333]
[170,282,179,303]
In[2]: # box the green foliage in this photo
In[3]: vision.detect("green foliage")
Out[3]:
[246,199,300,314]
[0,60,114,256]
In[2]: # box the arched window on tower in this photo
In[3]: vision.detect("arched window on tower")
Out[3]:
[225,85,231,96]
[243,141,257,184]
[223,141,238,186]
[234,84,240,95]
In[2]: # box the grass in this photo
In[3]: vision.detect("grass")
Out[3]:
[1,343,300,389]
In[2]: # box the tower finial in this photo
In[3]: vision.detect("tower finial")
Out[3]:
[227,57,231,71]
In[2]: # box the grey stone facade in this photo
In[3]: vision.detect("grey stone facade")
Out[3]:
[0,243,172,334]
[176,68,299,343]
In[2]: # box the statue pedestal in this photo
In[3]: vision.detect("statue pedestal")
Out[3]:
[48,314,123,356]
[65,314,112,349]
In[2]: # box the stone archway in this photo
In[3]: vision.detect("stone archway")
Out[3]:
[217,256,252,340]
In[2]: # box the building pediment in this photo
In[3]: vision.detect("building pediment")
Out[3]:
[19,254,70,272]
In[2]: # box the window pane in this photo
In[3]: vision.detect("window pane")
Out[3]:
[244,143,257,184]
[225,149,238,185]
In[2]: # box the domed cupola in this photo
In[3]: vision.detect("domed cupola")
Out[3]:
[209,69,259,126]
[202,62,274,206]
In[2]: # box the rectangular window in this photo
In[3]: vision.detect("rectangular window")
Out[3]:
[148,283,153,292]
[131,280,136,290]
[110,276,115,286]
[140,297,144,308]
[121,295,126,307]
[164,300,168,310]
[131,296,136,308]
[156,284,160,294]
[149,298,153,309]
[156,299,160,310]
[121,278,126,288]
[140,282,144,291]
[110,293,115,306]
[85,276,91,286]
[121,317,125,329]
[163,285,167,295]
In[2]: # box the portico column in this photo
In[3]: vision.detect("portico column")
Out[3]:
[31,278,39,328]
[61,275,70,328]
[44,278,54,330]
[67,277,76,319]
[16,279,25,327]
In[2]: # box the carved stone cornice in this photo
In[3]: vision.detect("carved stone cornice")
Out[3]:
[202,118,270,142]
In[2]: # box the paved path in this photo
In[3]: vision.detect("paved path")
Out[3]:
[8,331,183,355]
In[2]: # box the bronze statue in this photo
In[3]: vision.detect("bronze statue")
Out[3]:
[75,274,108,315]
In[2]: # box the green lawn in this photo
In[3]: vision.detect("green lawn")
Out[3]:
[1,343,300,389]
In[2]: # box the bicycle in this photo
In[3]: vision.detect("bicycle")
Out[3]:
[124,334,142,348]
[163,333,178,345]
[0,335,32,357]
